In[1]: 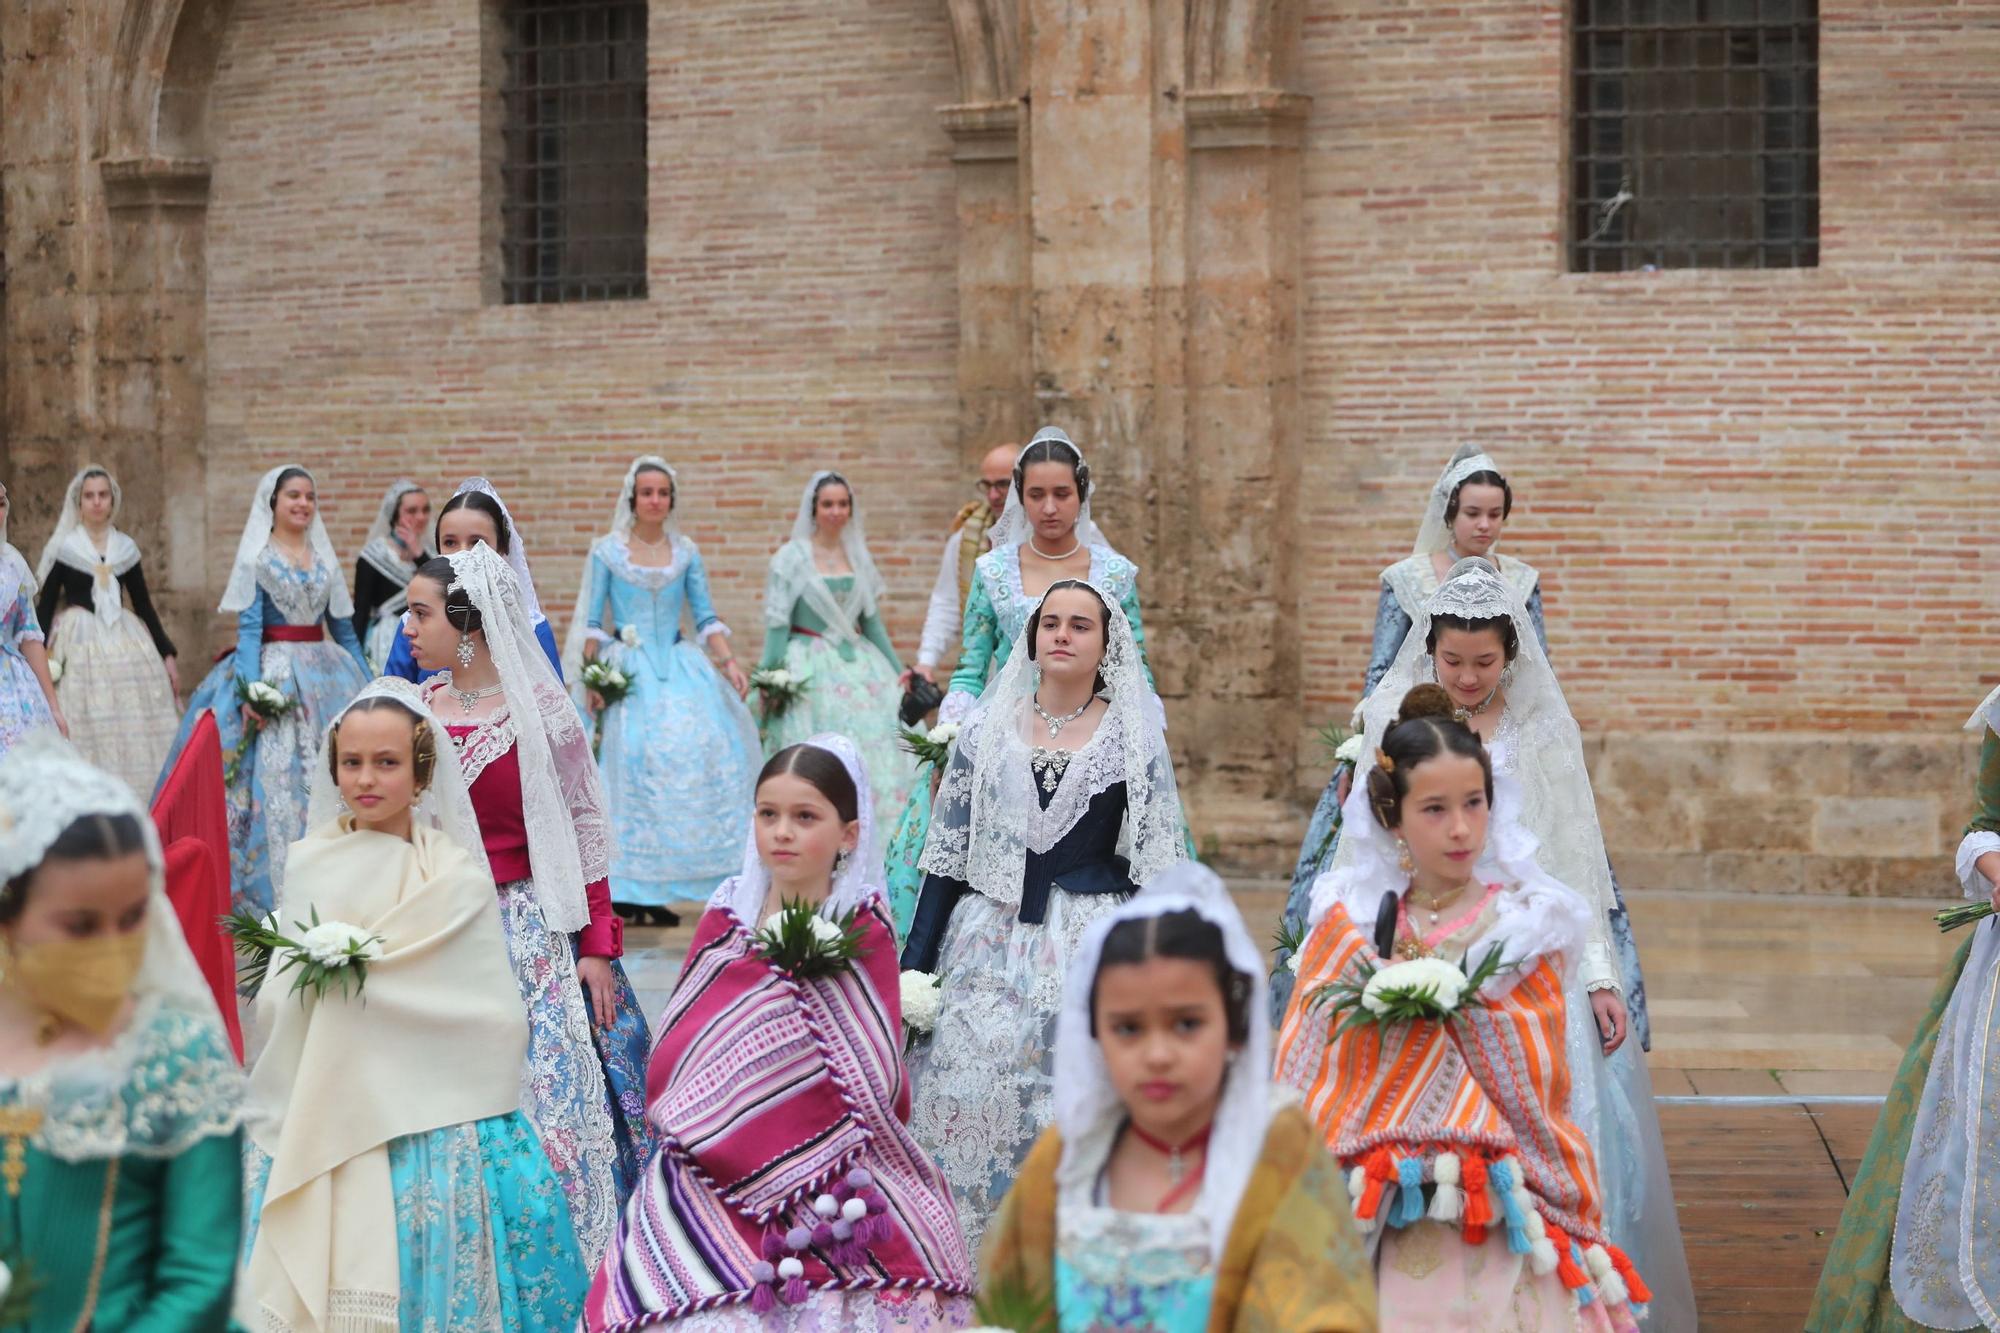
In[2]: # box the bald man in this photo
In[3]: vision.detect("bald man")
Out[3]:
[908,442,1017,685]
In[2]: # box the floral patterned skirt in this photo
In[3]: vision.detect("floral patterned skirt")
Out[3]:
[494,878,654,1266]
[0,646,54,761]
[904,889,1120,1255]
[245,1111,588,1331]
[1376,1222,1639,1332]
[48,606,177,798]
[658,1291,973,1331]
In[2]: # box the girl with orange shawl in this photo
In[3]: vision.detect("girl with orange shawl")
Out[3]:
[1275,685,1650,1330]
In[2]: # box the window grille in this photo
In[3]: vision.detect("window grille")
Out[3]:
[1570,0,1818,271]
[499,0,648,303]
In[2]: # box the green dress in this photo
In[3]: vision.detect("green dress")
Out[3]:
[1805,726,2000,1331]
[757,553,914,820]
[0,1001,243,1332]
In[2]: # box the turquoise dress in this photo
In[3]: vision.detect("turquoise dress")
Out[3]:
[158,547,368,915]
[0,1001,243,1333]
[581,534,759,907]
[1055,1200,1214,1333]
[245,1112,586,1329]
[882,544,1151,937]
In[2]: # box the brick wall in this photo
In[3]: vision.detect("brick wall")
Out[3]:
[1289,0,1998,891]
[200,0,964,663]
[168,0,1997,889]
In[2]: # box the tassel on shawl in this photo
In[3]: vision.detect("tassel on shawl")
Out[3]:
[1489,1157,1532,1256]
[1459,1154,1493,1246]
[1609,1245,1652,1306]
[1585,1244,1631,1307]
[1427,1151,1464,1223]
[1391,1157,1428,1228]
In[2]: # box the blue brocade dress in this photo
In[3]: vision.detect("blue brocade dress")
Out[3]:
[158,548,368,915]
[581,535,759,907]
[244,1112,588,1329]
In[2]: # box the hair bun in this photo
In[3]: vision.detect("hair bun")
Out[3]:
[1397,683,1455,725]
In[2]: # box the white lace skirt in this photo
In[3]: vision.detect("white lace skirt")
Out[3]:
[904,888,1119,1253]
[48,607,176,798]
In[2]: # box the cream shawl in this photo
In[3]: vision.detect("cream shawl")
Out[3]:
[240,821,529,1332]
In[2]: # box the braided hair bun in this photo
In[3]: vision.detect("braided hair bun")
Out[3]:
[1364,684,1493,832]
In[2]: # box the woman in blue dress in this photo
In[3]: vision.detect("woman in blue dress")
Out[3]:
[1270,444,1651,1049]
[0,481,65,758]
[882,428,1160,936]
[240,680,585,1330]
[382,477,566,683]
[160,464,368,915]
[562,456,758,924]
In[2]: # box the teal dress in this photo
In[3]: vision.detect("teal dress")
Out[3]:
[582,534,759,907]
[244,1112,586,1329]
[882,544,1151,937]
[1055,1199,1215,1333]
[757,549,915,819]
[0,1001,243,1333]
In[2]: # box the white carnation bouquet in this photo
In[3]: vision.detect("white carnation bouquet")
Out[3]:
[225,678,298,784]
[579,656,633,756]
[898,721,960,769]
[750,666,811,721]
[754,899,866,979]
[223,905,387,1005]
[1311,943,1511,1036]
[898,969,941,1049]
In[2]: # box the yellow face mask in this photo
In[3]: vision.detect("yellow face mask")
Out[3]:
[2,930,147,1037]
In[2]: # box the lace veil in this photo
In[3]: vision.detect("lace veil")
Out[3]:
[426,544,604,932]
[304,678,493,880]
[1343,557,1618,987]
[449,477,548,626]
[1412,444,1506,558]
[1052,862,1269,1261]
[711,732,879,926]
[919,578,1183,906]
[985,427,1112,554]
[763,471,887,650]
[0,734,243,1159]
[356,479,433,587]
[33,465,143,629]
[560,455,686,683]
[219,463,353,618]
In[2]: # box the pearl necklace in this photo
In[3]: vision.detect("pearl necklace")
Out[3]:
[1029,537,1082,560]
[448,681,504,716]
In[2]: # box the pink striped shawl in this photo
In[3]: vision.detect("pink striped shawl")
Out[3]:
[584,899,972,1329]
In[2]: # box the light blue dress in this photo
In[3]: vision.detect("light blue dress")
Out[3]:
[0,550,54,760]
[581,534,759,907]
[882,544,1151,937]
[159,547,368,915]
[244,1112,587,1330]
[1055,1199,1214,1333]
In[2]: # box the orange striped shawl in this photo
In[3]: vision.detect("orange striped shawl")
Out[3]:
[1274,904,1609,1244]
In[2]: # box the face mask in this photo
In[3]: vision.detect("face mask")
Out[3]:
[3,930,146,1037]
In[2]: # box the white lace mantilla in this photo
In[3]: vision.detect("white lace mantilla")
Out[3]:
[443,701,522,788]
[596,532,693,589]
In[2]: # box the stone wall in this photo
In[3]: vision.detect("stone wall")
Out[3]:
[1,0,1994,889]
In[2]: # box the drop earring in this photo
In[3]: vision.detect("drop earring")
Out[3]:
[834,849,851,878]
[1397,840,1414,876]
[456,633,477,669]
